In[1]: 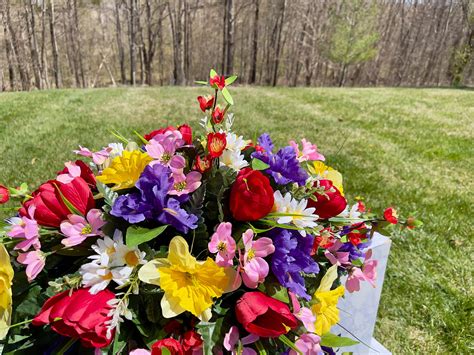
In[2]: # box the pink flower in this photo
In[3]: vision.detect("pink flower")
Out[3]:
[56,161,81,184]
[17,250,46,282]
[289,292,316,332]
[169,171,202,196]
[208,222,236,267]
[60,209,106,247]
[74,146,111,165]
[7,205,40,251]
[238,229,274,288]
[324,240,351,267]
[146,139,186,169]
[345,249,378,293]
[290,333,323,355]
[223,326,259,355]
[289,139,325,162]
[150,128,185,148]
[129,350,151,355]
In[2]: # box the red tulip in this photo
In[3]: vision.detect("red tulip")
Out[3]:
[230,168,274,221]
[58,160,96,188]
[181,330,203,354]
[193,154,213,173]
[209,74,225,90]
[384,207,398,224]
[235,292,298,337]
[19,177,95,228]
[211,106,225,124]
[197,95,214,112]
[177,124,193,145]
[32,288,115,348]
[0,184,9,204]
[207,132,227,158]
[307,179,347,220]
[151,338,184,355]
[144,126,176,141]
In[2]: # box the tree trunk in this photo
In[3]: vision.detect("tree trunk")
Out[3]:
[3,25,15,90]
[115,0,126,84]
[48,0,61,88]
[128,0,136,85]
[339,63,348,87]
[223,0,234,75]
[271,0,285,86]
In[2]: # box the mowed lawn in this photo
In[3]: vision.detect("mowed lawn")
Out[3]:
[0,87,472,353]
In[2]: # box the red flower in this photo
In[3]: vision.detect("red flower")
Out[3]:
[384,207,398,224]
[307,180,347,219]
[212,106,224,124]
[209,74,225,90]
[177,124,193,145]
[32,288,115,348]
[0,185,9,204]
[311,228,335,255]
[151,338,184,355]
[181,330,203,354]
[235,292,298,338]
[193,154,213,173]
[19,177,95,228]
[58,160,96,188]
[406,216,416,230]
[230,168,274,221]
[197,95,214,112]
[207,132,227,158]
[144,126,176,141]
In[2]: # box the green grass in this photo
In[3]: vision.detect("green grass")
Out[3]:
[0,87,473,353]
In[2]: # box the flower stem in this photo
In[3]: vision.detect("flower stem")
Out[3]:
[56,337,77,355]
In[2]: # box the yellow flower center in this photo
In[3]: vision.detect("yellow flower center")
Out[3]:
[211,138,225,152]
[174,181,187,191]
[106,246,116,255]
[161,153,172,163]
[125,251,140,267]
[217,242,227,252]
[247,248,255,261]
[81,224,92,235]
[102,271,113,281]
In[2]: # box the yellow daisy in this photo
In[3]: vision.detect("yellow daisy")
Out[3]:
[310,161,344,195]
[0,244,14,340]
[96,150,152,190]
[138,236,230,320]
[311,265,345,335]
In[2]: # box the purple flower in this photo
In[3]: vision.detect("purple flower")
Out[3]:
[338,241,370,261]
[111,165,197,233]
[268,228,319,300]
[253,134,308,186]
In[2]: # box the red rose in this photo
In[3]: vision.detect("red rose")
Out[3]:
[230,168,274,221]
[144,126,176,141]
[152,338,184,355]
[207,132,226,158]
[181,330,203,354]
[58,160,96,188]
[209,74,225,90]
[177,124,193,145]
[32,288,115,348]
[197,95,214,112]
[235,292,298,338]
[384,207,398,224]
[307,179,347,219]
[0,184,9,204]
[19,177,95,228]
[212,106,224,124]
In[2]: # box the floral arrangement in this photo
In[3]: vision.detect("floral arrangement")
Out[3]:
[0,70,419,354]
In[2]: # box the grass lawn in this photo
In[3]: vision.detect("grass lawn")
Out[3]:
[0,86,472,353]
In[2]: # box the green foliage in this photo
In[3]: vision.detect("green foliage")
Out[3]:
[251,158,270,171]
[96,181,119,212]
[325,0,379,67]
[320,333,359,347]
[450,44,472,87]
[126,225,168,247]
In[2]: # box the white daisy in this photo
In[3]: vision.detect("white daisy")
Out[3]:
[225,132,249,152]
[220,149,249,171]
[338,203,362,219]
[107,143,124,159]
[273,191,319,236]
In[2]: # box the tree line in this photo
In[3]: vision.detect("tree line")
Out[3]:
[0,0,472,91]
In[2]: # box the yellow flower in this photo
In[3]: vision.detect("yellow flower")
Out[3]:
[310,161,344,195]
[311,265,345,335]
[96,150,152,190]
[138,236,230,320]
[0,244,14,340]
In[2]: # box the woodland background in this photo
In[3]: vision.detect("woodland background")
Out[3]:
[0,0,473,91]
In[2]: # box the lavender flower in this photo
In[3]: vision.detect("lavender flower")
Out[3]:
[269,228,319,300]
[253,133,308,186]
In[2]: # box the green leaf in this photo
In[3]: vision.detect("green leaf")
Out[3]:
[251,158,270,171]
[320,333,359,347]
[196,321,217,354]
[112,330,127,354]
[225,75,238,85]
[210,69,218,78]
[194,80,208,85]
[133,130,149,145]
[126,225,168,247]
[52,183,83,216]
[96,181,119,208]
[161,348,171,355]
[266,283,289,303]
[221,87,234,105]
